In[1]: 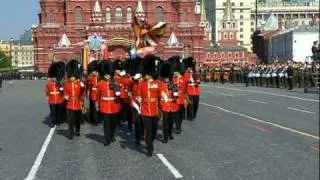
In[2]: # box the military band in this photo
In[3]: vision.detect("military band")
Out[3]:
[44,54,202,157]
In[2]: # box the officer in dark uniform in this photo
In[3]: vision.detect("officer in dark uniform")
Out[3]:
[287,62,294,90]
[220,66,225,84]
[244,64,249,87]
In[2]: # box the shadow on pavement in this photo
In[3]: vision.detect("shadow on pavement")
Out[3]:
[42,115,51,127]
[116,125,146,155]
[85,133,105,145]
[56,129,70,139]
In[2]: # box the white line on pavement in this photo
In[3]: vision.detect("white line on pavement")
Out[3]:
[201,85,319,103]
[157,153,183,179]
[25,126,56,180]
[287,107,316,114]
[220,93,234,97]
[248,99,268,104]
[200,102,320,140]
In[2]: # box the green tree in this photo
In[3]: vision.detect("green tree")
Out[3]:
[0,51,11,69]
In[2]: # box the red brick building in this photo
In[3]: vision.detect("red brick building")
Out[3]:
[204,0,256,67]
[33,0,208,72]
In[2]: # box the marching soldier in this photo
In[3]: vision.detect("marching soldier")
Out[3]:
[96,60,122,146]
[139,54,163,157]
[87,60,100,125]
[122,60,133,130]
[45,62,65,127]
[130,59,144,144]
[170,56,186,133]
[64,60,85,139]
[159,62,179,143]
[287,62,294,90]
[184,57,201,121]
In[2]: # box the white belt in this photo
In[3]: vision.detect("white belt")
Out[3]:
[50,92,60,95]
[101,97,116,101]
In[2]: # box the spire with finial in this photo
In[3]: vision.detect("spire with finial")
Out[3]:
[223,0,235,21]
[94,0,101,13]
[91,0,104,25]
[136,1,144,14]
[200,0,207,23]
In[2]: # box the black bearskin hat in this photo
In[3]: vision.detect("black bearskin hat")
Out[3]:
[99,60,114,77]
[167,56,181,73]
[123,59,132,75]
[159,62,173,79]
[114,59,123,70]
[55,61,66,81]
[183,56,196,69]
[87,60,99,75]
[132,57,142,76]
[142,54,156,76]
[48,63,59,78]
[66,59,81,78]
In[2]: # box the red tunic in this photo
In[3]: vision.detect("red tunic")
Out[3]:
[87,74,98,101]
[139,80,162,117]
[64,80,85,110]
[184,72,200,96]
[97,80,121,114]
[45,80,64,104]
[173,76,187,105]
[158,81,179,112]
[131,79,142,108]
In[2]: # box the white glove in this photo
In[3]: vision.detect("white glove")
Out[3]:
[173,92,179,97]
[59,87,64,91]
[80,82,85,87]
[115,91,121,96]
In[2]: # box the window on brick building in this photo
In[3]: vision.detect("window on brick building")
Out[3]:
[75,7,83,23]
[224,32,228,39]
[240,15,243,19]
[49,13,55,23]
[115,7,123,24]
[240,2,244,6]
[106,7,111,23]
[240,22,243,26]
[127,7,132,23]
[156,7,164,22]
[240,28,243,32]
[229,33,233,39]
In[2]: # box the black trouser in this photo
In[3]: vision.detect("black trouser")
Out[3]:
[133,108,144,143]
[101,113,118,143]
[49,103,64,125]
[288,77,293,90]
[179,104,185,121]
[89,99,99,124]
[67,110,82,136]
[123,103,133,130]
[142,116,158,153]
[275,76,280,88]
[0,78,2,88]
[220,74,224,84]
[187,95,200,120]
[245,76,249,87]
[162,111,178,140]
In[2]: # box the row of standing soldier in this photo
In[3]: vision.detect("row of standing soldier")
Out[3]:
[45,55,201,157]
[200,61,319,90]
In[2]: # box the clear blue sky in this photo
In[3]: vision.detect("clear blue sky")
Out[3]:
[0,0,39,40]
